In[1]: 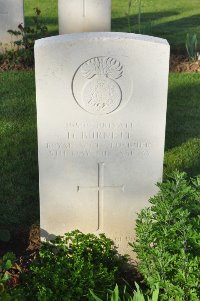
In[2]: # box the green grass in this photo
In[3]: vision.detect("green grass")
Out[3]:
[0,72,39,230]
[165,73,200,176]
[24,0,58,36]
[24,0,200,52]
[112,0,200,52]
[1,72,200,230]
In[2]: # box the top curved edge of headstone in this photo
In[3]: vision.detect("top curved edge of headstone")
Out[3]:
[35,32,169,49]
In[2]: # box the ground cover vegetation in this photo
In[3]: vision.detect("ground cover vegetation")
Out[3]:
[0,174,199,300]
[131,172,200,301]
[0,0,200,300]
[15,231,128,300]
[90,283,160,301]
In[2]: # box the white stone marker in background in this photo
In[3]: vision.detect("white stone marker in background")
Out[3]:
[35,32,169,256]
[58,0,111,34]
[0,0,24,49]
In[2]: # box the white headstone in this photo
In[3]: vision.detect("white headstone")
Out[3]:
[58,0,111,34]
[0,0,24,49]
[35,32,170,256]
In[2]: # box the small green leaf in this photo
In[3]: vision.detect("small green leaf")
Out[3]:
[5,260,12,270]
[89,289,103,301]
[111,284,119,301]
[0,283,5,293]
[151,284,159,301]
[2,273,11,281]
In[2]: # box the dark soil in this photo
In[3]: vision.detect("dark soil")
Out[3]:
[0,225,40,289]
[1,55,200,73]
[170,55,200,72]
[0,225,40,257]
[0,59,33,71]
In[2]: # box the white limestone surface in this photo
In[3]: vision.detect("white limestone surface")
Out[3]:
[58,0,111,34]
[0,0,24,50]
[35,32,170,257]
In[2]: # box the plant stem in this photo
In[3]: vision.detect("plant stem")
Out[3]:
[138,0,142,34]
[127,0,132,33]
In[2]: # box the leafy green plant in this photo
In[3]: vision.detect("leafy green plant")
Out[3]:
[5,7,48,67]
[0,252,23,300]
[186,33,198,61]
[90,283,159,301]
[131,172,200,301]
[20,230,127,301]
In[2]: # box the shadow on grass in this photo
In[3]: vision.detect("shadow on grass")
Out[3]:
[0,72,39,245]
[164,138,200,178]
[112,11,200,52]
[112,10,180,31]
[164,73,200,177]
[165,74,200,151]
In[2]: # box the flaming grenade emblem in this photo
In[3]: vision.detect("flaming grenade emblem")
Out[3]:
[75,57,123,115]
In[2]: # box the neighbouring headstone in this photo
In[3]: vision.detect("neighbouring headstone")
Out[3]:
[0,0,24,50]
[35,32,170,256]
[58,0,111,34]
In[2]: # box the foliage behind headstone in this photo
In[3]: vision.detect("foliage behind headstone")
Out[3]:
[5,8,48,67]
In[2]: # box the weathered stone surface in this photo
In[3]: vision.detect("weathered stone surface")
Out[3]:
[58,0,111,34]
[35,32,170,256]
[0,0,24,49]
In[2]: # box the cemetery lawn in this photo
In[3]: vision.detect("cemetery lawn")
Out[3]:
[24,0,200,52]
[112,0,200,53]
[165,73,200,177]
[0,72,39,240]
[0,71,200,235]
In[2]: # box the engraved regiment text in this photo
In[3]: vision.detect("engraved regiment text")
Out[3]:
[46,122,151,158]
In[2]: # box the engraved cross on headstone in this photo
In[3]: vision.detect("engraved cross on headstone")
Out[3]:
[77,163,124,231]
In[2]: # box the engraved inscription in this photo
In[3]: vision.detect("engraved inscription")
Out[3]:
[72,57,123,115]
[77,163,124,231]
[113,236,135,248]
[46,122,152,159]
